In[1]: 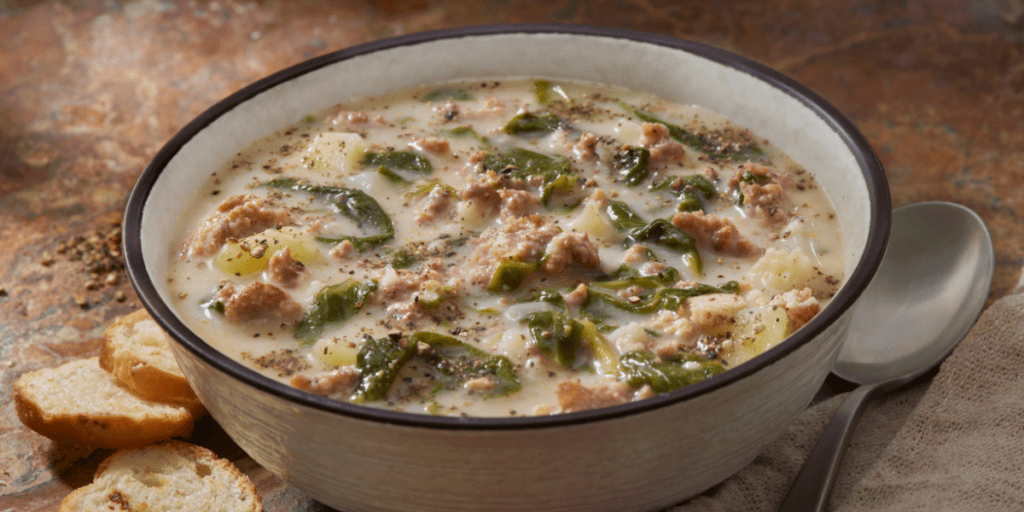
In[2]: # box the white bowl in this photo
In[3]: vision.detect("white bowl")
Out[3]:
[124,25,890,512]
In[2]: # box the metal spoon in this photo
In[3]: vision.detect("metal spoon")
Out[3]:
[778,201,994,512]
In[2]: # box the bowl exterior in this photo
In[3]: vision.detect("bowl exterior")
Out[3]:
[126,25,889,512]
[169,311,850,512]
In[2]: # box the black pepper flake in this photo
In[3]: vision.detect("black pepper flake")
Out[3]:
[55,221,129,305]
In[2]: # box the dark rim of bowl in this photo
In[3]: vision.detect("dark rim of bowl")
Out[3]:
[124,23,890,431]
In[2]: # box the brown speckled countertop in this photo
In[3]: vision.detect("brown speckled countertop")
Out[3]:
[2,1,1023,510]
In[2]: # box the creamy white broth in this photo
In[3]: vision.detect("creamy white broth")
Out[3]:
[167,78,843,417]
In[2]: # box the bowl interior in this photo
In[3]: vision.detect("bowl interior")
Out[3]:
[128,25,889,425]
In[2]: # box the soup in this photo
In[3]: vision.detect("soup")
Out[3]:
[166,78,843,417]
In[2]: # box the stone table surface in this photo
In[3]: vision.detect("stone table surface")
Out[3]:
[2,1,1023,510]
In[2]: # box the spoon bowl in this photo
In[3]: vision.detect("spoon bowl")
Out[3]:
[837,201,994,387]
[779,201,994,512]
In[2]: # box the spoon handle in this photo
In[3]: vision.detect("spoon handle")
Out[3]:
[777,382,882,512]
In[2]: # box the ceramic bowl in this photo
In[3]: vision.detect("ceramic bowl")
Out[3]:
[124,25,890,512]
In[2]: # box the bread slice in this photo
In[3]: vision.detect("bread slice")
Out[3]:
[13,357,201,448]
[100,308,201,406]
[59,440,262,512]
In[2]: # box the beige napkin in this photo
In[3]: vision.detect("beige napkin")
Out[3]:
[670,289,1024,512]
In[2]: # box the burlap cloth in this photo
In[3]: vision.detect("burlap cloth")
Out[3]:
[669,287,1024,511]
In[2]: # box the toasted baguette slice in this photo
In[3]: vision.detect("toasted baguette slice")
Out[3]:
[100,308,200,405]
[14,357,200,448]
[59,440,262,512]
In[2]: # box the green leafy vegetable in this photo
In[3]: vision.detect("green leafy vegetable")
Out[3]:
[619,351,726,393]
[518,290,583,368]
[605,200,648,231]
[534,80,571,105]
[264,177,331,195]
[677,191,703,212]
[294,280,378,345]
[483,148,571,176]
[681,174,717,198]
[591,264,681,290]
[619,102,703,147]
[201,296,225,315]
[444,126,477,137]
[535,80,552,104]
[529,288,570,308]
[503,112,564,136]
[740,170,771,184]
[523,309,583,368]
[579,318,617,374]
[619,102,765,162]
[352,334,417,402]
[410,332,522,398]
[423,88,475,102]
[482,148,577,206]
[613,146,650,187]
[440,126,492,147]
[403,180,459,199]
[377,166,411,186]
[541,174,579,205]
[388,249,416,269]
[265,178,396,251]
[625,219,702,275]
[362,150,433,175]
[316,189,395,250]
[585,280,739,315]
[605,201,702,275]
[718,281,741,294]
[351,332,524,403]
[651,174,717,212]
[488,258,540,293]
